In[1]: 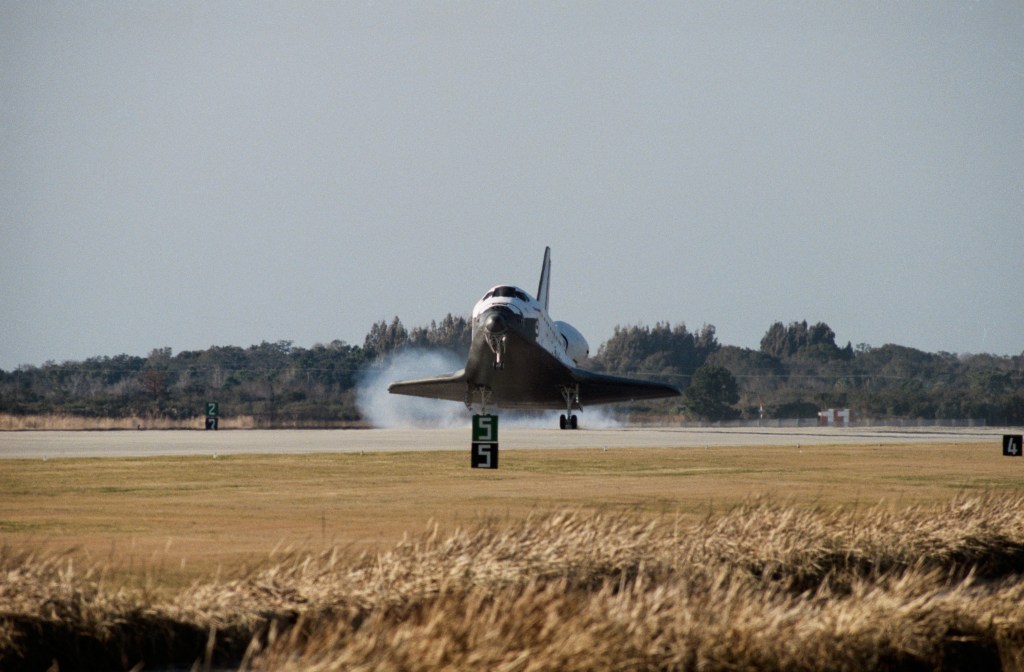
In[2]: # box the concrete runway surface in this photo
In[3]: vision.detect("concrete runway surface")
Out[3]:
[0,426,1008,459]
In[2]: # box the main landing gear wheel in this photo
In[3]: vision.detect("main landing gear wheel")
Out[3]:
[559,384,581,430]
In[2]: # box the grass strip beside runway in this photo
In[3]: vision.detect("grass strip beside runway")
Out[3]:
[1,442,1019,583]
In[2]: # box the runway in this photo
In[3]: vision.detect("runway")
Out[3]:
[0,425,1005,459]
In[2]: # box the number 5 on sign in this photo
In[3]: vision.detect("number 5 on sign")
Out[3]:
[472,443,498,469]
[473,415,498,443]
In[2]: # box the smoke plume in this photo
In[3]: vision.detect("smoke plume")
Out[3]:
[357,350,468,428]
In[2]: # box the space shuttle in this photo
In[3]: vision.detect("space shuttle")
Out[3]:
[388,247,680,429]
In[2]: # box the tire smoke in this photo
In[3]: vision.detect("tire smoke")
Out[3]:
[357,350,468,428]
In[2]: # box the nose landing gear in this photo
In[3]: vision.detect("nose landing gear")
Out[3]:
[482,310,510,369]
[485,334,506,369]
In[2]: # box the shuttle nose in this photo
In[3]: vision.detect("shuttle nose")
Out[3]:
[483,311,508,335]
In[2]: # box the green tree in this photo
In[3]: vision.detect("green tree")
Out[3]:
[594,322,718,378]
[683,365,740,421]
[363,317,409,360]
[407,313,472,355]
[760,321,851,361]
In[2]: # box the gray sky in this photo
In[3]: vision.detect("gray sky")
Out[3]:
[3,2,1022,370]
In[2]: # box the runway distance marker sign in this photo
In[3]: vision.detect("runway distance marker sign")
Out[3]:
[205,402,220,430]
[472,415,499,469]
[1004,435,1022,457]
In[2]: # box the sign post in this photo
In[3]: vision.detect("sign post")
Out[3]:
[205,402,219,431]
[1003,435,1022,457]
[471,414,499,469]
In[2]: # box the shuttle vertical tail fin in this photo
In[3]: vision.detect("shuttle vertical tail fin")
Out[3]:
[537,246,551,312]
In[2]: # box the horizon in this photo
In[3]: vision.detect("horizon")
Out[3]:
[3,312,1019,372]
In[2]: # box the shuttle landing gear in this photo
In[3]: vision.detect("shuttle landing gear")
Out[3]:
[559,384,580,430]
[485,334,506,369]
[466,385,494,415]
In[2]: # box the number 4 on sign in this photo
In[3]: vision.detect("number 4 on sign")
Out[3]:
[1003,435,1023,457]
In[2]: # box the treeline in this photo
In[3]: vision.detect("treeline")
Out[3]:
[0,340,368,426]
[588,320,1022,424]
[0,315,473,427]
[1,316,1021,426]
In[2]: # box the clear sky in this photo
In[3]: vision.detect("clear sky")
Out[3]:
[2,2,1022,370]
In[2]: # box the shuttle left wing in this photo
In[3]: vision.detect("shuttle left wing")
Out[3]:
[570,368,680,405]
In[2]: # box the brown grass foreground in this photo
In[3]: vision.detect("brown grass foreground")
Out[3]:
[3,443,1024,670]
[3,497,1024,671]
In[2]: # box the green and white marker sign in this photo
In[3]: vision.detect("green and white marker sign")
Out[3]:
[471,414,499,469]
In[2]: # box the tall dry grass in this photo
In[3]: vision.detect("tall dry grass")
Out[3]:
[3,495,1024,671]
[0,413,258,431]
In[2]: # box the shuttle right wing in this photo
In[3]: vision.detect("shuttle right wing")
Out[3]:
[387,369,469,404]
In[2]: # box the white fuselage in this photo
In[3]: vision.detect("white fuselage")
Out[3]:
[471,285,589,368]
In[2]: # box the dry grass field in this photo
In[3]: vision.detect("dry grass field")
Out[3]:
[0,413,371,431]
[0,413,253,431]
[3,440,1024,670]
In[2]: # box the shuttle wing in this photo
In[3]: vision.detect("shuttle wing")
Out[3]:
[387,369,469,404]
[570,368,681,405]
[388,363,677,409]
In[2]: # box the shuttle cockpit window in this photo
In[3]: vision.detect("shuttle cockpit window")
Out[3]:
[485,286,532,302]
[492,286,522,299]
